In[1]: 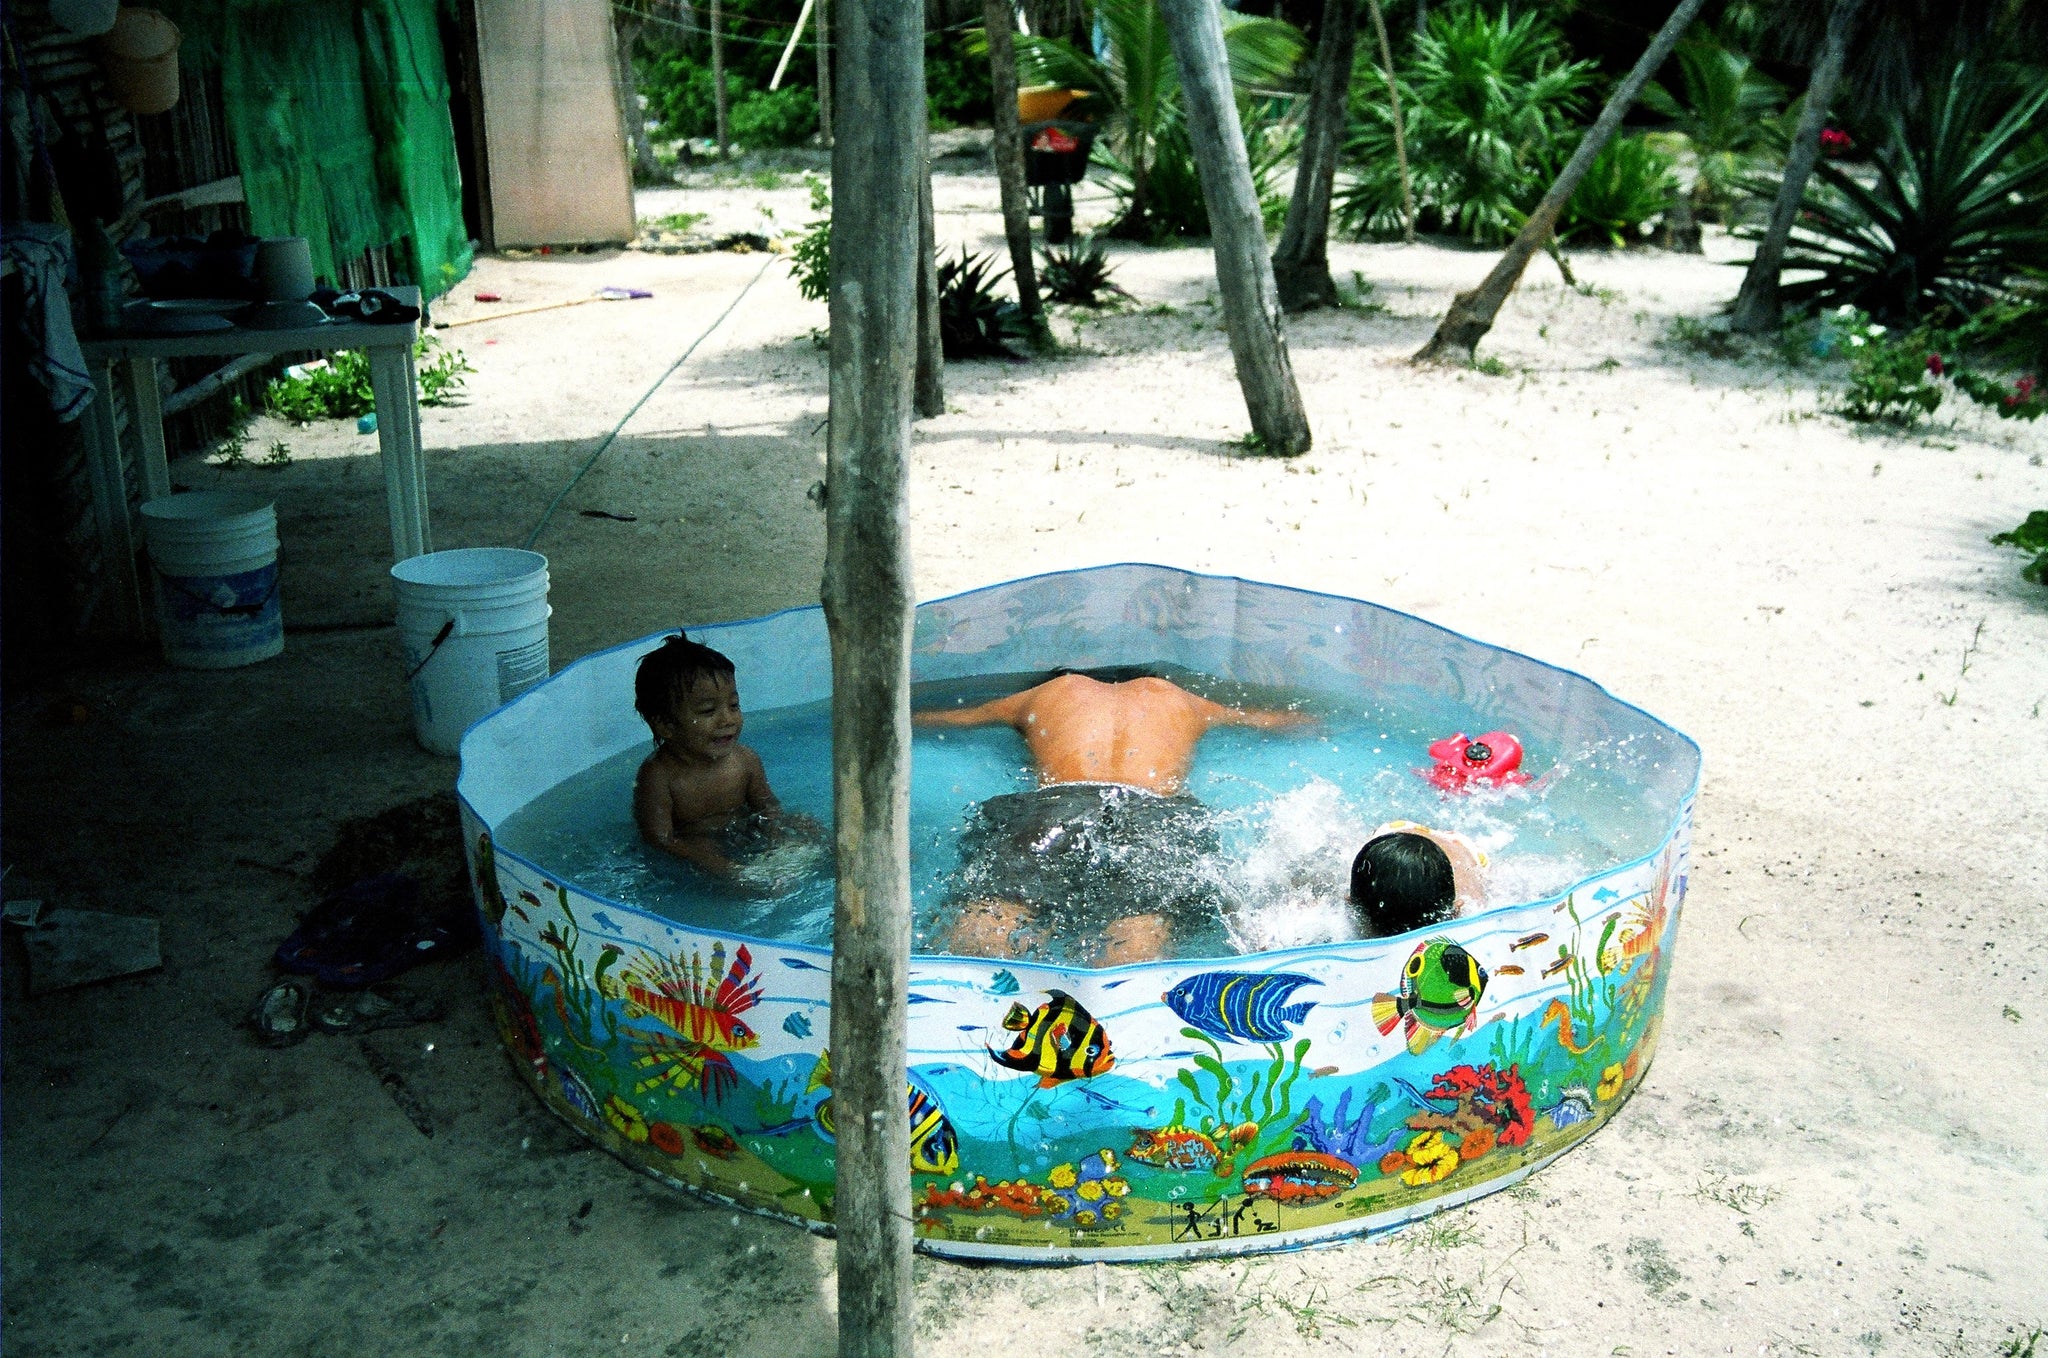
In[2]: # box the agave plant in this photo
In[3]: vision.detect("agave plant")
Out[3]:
[1039,236,1132,306]
[937,250,1030,359]
[1338,3,1596,244]
[1639,33,1786,220]
[1557,135,1678,247]
[1755,64,2048,322]
[1008,0,1304,240]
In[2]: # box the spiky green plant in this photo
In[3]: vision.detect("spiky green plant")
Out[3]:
[1338,3,1596,244]
[1039,236,1131,306]
[1558,134,1678,247]
[937,249,1030,359]
[1753,63,2048,322]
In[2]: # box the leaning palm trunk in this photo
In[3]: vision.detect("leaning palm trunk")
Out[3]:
[1729,0,1865,333]
[1413,0,1706,364]
[613,15,661,182]
[982,0,1044,334]
[1364,0,1414,244]
[1270,0,1359,311]
[1160,0,1312,454]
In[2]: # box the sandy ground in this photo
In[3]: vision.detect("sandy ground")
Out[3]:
[4,156,2045,1358]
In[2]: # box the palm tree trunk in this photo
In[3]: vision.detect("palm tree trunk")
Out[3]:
[710,0,730,159]
[614,15,661,183]
[816,0,834,146]
[823,0,920,1351]
[1160,0,1311,454]
[1728,0,1864,334]
[1413,0,1706,365]
[1364,0,1413,244]
[982,0,1044,332]
[1270,0,1359,312]
[915,121,945,418]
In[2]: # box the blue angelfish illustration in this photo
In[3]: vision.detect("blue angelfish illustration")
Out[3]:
[1163,971,1321,1043]
[986,969,1020,996]
[782,1010,813,1039]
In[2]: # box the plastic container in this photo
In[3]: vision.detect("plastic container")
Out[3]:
[101,8,181,116]
[391,549,551,756]
[139,492,282,668]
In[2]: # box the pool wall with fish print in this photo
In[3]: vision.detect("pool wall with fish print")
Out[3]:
[457,565,1699,1262]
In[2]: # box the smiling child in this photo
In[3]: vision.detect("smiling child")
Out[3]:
[631,634,788,884]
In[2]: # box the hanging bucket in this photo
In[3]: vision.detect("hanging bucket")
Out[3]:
[391,549,551,756]
[101,8,181,116]
[140,492,282,669]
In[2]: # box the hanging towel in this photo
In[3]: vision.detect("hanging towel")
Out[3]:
[2,222,94,421]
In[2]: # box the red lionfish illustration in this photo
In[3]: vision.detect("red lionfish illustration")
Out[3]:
[603,942,762,1102]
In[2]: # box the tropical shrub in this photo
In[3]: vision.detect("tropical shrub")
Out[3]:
[1040,236,1131,306]
[1098,98,1298,239]
[1337,3,1595,244]
[786,174,831,303]
[938,250,1029,359]
[265,338,471,423]
[925,31,992,128]
[1557,135,1677,247]
[1990,511,2048,586]
[1008,0,1304,241]
[1639,33,1785,222]
[728,85,817,149]
[1752,64,2048,323]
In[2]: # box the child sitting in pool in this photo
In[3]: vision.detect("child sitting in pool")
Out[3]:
[1349,822,1489,937]
[632,633,816,890]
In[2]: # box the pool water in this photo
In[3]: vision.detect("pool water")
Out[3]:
[494,670,1676,962]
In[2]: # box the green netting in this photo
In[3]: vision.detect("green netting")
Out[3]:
[168,0,470,300]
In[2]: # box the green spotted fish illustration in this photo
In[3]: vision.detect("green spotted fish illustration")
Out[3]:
[1371,938,1489,1056]
[991,990,1115,1087]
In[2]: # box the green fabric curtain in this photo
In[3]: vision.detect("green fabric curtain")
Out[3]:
[215,0,470,299]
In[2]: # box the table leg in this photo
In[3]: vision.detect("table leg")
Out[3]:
[122,355,172,503]
[368,344,429,561]
[83,361,146,633]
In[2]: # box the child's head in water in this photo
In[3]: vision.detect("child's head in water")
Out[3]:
[635,634,742,762]
[1350,831,1456,937]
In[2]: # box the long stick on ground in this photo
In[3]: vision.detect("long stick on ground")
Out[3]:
[1159,0,1312,455]
[1270,0,1360,312]
[1728,0,1865,334]
[1412,0,1704,365]
[982,0,1043,333]
[824,0,919,1351]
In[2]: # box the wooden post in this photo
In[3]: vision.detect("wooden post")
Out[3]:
[824,0,920,1351]
[981,0,1043,333]
[1159,0,1311,455]
[914,121,945,417]
[1729,0,1865,334]
[1269,0,1359,312]
[1412,0,1704,365]
[710,0,730,158]
[817,0,834,146]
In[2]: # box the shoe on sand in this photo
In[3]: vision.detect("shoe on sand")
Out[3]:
[249,977,314,1047]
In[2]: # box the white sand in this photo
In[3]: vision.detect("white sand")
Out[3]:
[2,162,2042,1356]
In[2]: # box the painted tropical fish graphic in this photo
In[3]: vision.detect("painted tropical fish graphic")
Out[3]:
[802,1049,960,1176]
[1127,1121,1257,1177]
[1162,971,1320,1043]
[1370,938,1488,1056]
[991,991,1115,1087]
[600,942,762,1101]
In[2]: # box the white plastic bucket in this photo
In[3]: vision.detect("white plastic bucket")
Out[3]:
[140,492,282,668]
[391,548,551,755]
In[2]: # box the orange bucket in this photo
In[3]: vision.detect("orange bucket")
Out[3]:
[1017,85,1080,124]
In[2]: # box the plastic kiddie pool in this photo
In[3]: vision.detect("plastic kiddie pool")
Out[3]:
[458,565,1699,1262]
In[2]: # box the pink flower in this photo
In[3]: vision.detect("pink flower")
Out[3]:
[1819,127,1853,156]
[1926,354,1945,377]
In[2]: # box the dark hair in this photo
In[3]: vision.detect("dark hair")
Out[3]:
[634,634,736,729]
[1350,832,1456,937]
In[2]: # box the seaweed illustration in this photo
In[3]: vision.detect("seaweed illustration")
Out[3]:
[533,885,622,1056]
[1172,1029,1313,1162]
[1294,1083,1406,1164]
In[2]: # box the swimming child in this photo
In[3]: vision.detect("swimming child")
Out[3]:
[632,634,800,888]
[1349,822,1489,937]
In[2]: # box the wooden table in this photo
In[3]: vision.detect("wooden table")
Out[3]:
[78,286,429,634]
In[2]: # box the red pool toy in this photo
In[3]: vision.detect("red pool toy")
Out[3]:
[1424,731,1529,792]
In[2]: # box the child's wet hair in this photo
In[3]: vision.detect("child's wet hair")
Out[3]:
[634,633,737,728]
[1350,832,1455,937]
